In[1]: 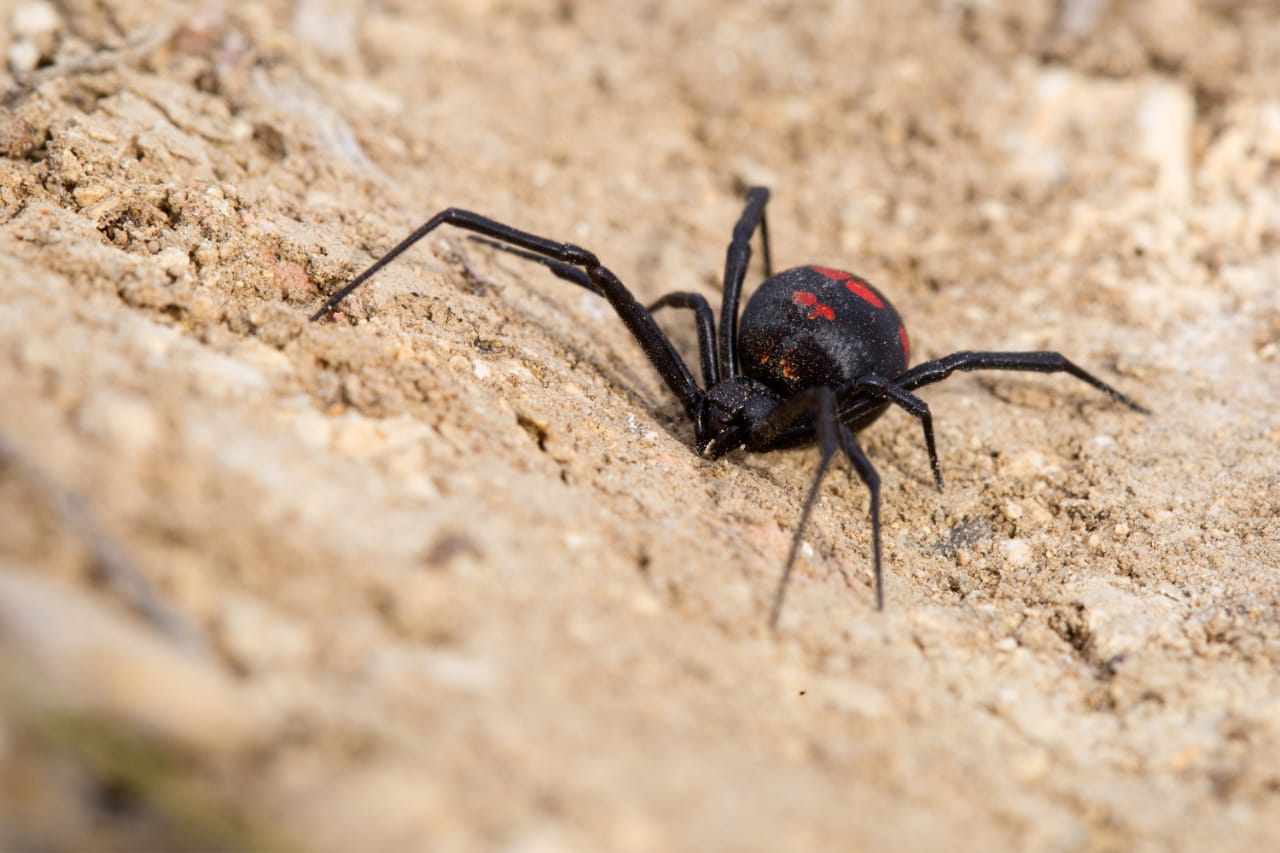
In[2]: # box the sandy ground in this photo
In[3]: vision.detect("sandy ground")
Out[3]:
[1,0,1278,850]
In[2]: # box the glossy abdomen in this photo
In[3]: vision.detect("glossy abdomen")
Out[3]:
[739,266,910,409]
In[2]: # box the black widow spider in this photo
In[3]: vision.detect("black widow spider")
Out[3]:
[311,187,1146,627]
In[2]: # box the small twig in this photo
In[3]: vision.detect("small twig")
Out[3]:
[3,19,181,107]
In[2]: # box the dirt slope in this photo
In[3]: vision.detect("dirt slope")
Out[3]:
[2,1,1278,850]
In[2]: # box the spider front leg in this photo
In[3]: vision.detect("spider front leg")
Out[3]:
[309,207,707,424]
[898,351,1149,413]
[753,374,944,490]
[462,237,602,297]
[749,387,885,628]
[719,187,773,380]
[311,209,591,321]
[466,240,721,388]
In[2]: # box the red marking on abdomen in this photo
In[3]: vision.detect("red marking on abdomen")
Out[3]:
[899,325,910,361]
[792,290,834,320]
[845,280,884,308]
[811,266,853,281]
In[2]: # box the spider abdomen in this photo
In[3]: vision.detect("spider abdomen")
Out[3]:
[739,266,910,402]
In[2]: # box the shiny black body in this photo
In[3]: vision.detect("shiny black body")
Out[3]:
[737,266,909,447]
[311,187,1147,627]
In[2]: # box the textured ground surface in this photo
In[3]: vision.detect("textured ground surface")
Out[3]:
[1,1,1279,850]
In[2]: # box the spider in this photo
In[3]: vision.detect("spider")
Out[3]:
[310,187,1147,627]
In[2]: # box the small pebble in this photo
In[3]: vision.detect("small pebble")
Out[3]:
[8,2,61,72]
[1001,539,1033,568]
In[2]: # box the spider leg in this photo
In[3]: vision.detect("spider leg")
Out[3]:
[769,387,840,629]
[465,237,601,295]
[835,425,883,611]
[741,372,943,491]
[311,208,706,423]
[720,187,772,380]
[760,387,886,628]
[648,292,718,387]
[312,209,607,319]
[898,351,1148,413]
[469,237,720,388]
[838,375,943,490]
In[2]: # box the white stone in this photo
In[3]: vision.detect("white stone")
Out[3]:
[1001,539,1033,568]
